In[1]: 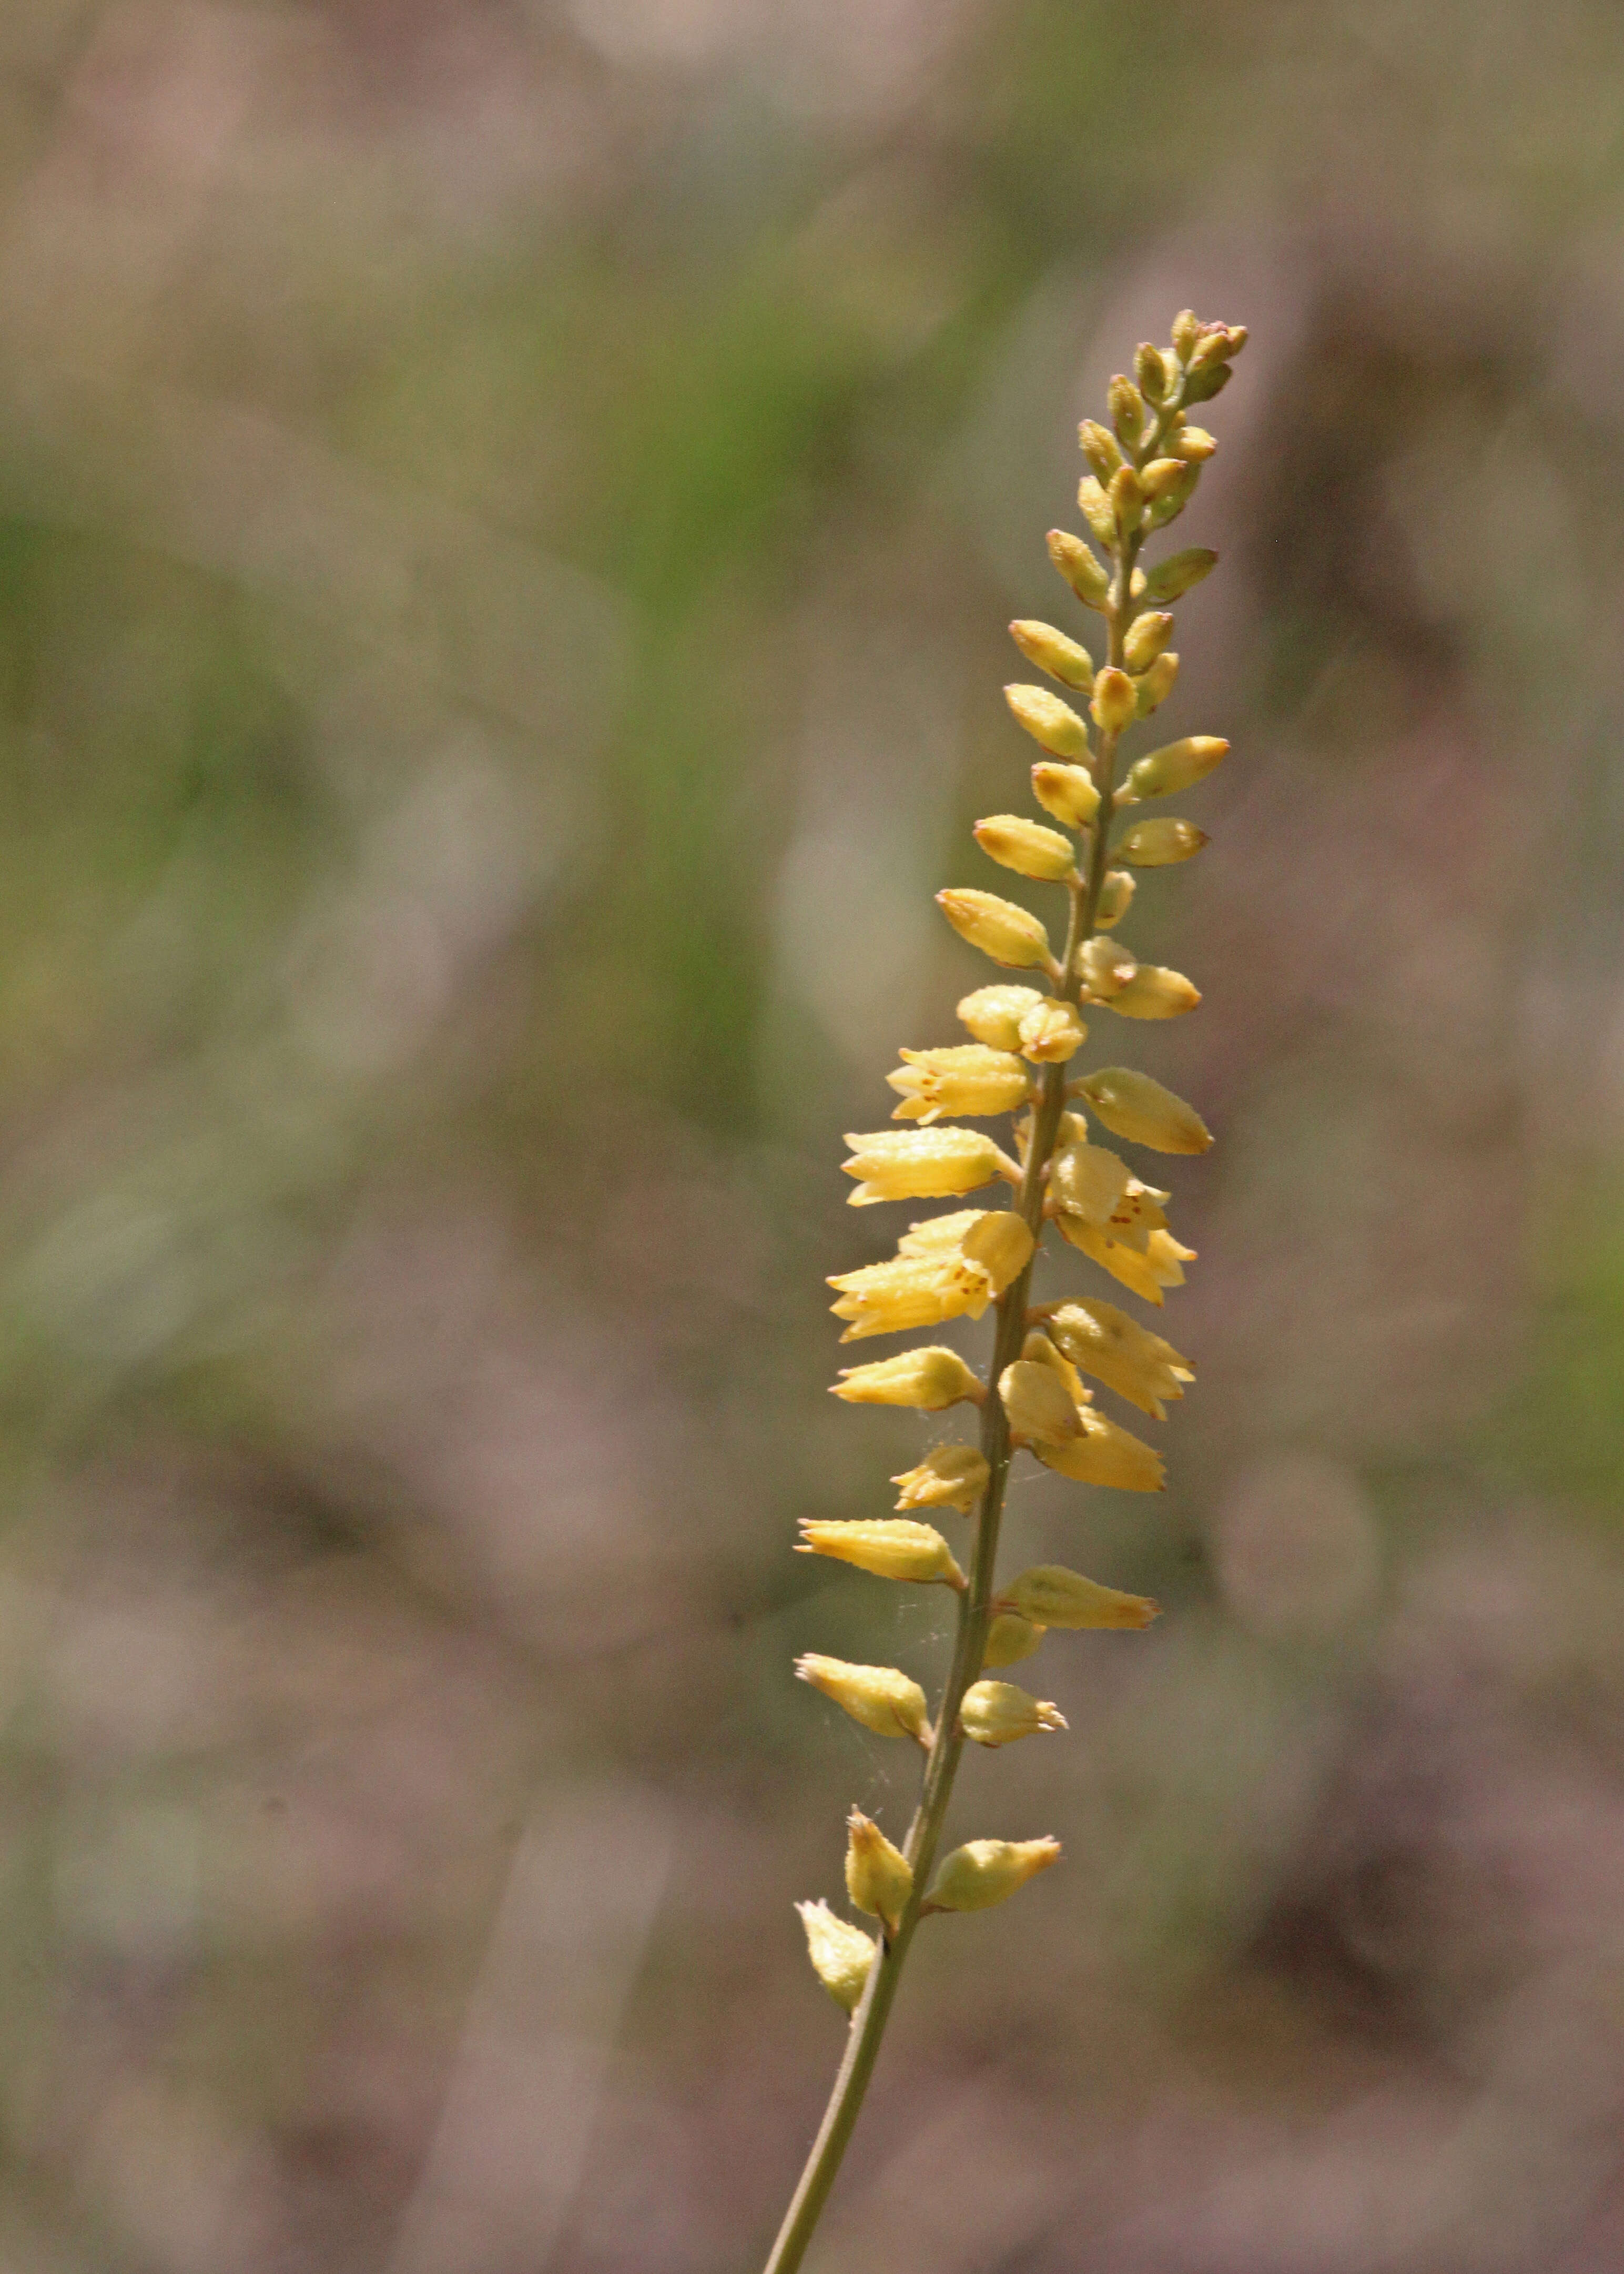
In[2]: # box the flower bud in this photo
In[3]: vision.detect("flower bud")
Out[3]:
[1116,818,1208,867]
[960,1679,1067,1747]
[1181,360,1232,405]
[1044,1298,1193,1419]
[796,1898,875,2013]
[1004,684,1090,760]
[1146,464,1201,528]
[975,814,1077,882]
[1109,466,1146,535]
[1017,998,1086,1063]
[1107,964,1201,1019]
[833,1347,982,1411]
[795,1654,932,1743]
[892,1442,990,1513]
[798,1519,965,1586]
[1190,321,1245,368]
[841,1126,1011,1205]
[1077,419,1122,482]
[981,1611,1044,1669]
[1090,667,1137,735]
[846,1810,913,1930]
[1076,476,1117,548]
[998,1357,1081,1447]
[1171,426,1217,462]
[1142,547,1217,602]
[1031,762,1100,829]
[1094,868,1135,928]
[938,888,1053,970]
[1010,620,1093,692]
[1037,1407,1165,1491]
[1075,1067,1212,1154]
[1108,373,1146,449]
[961,1209,1036,1294]
[1021,1326,1089,1405]
[1171,308,1201,358]
[1000,1564,1159,1630]
[1047,529,1110,610]
[957,983,1044,1049]
[1050,1140,1131,1224]
[828,1252,988,1338]
[1134,653,1179,716]
[1078,934,1138,999]
[1134,341,1172,403]
[887,1043,1031,1124]
[1055,1214,1193,1305]
[926,1836,1061,1912]
[1124,736,1227,800]
[1123,612,1175,671]
[1139,457,1187,501]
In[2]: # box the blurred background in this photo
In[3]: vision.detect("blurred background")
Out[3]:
[2,2,1624,2268]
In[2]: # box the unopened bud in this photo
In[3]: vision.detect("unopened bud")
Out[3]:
[1124,736,1227,801]
[1134,341,1172,403]
[1077,419,1122,482]
[1050,1139,1131,1224]
[1134,653,1179,715]
[1139,457,1187,502]
[1182,360,1232,406]
[797,1898,875,2013]
[1037,1406,1165,1491]
[798,1519,965,1586]
[998,1357,1081,1446]
[1142,547,1217,602]
[1109,466,1145,534]
[937,888,1053,972]
[1077,1067,1212,1154]
[926,1836,1061,1913]
[1047,529,1110,610]
[1108,373,1146,449]
[1190,321,1245,369]
[1171,426,1217,462]
[1005,683,1090,759]
[1031,762,1100,829]
[1000,1564,1159,1630]
[796,1654,932,1743]
[1146,463,1201,529]
[975,814,1077,882]
[845,1810,913,1931]
[1076,476,1117,548]
[957,983,1043,1049]
[1108,964,1201,1019]
[1171,308,1201,358]
[981,1611,1044,1669]
[960,1679,1067,1746]
[1094,868,1135,928]
[1078,933,1137,999]
[1090,667,1136,735]
[833,1346,984,1410]
[1017,997,1087,1063]
[1123,612,1175,671]
[842,1126,1011,1205]
[892,1442,989,1514]
[1116,818,1208,867]
[1010,620,1093,692]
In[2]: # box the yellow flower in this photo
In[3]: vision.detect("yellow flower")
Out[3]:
[1031,761,1100,828]
[1017,999,1087,1063]
[1090,666,1137,735]
[841,1127,1013,1206]
[796,1899,875,2013]
[956,983,1046,1049]
[831,1347,982,1410]
[1075,1067,1212,1154]
[795,1654,932,1743]
[828,1254,986,1339]
[1108,965,1201,1019]
[926,1836,1061,1912]
[999,1564,1159,1629]
[887,1044,1031,1125]
[1036,1406,1165,1491]
[1049,1140,1131,1225]
[1055,1212,1194,1306]
[1043,1299,1194,1419]
[891,1443,989,1514]
[1078,935,1138,1000]
[845,1811,912,1931]
[937,888,1053,969]
[960,1679,1068,1746]
[797,1519,965,1585]
[998,1357,1083,1447]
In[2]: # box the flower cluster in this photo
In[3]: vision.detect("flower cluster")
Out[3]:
[769,309,1246,2274]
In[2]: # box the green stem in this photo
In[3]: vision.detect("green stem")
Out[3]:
[762,388,1179,2274]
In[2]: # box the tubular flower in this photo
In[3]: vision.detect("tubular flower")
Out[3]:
[887,1044,1031,1125]
[795,1655,931,1744]
[892,1442,989,1513]
[797,1519,965,1586]
[841,1127,1014,1205]
[831,1347,982,1410]
[778,310,1247,2269]
[960,1679,1068,1746]
[926,1837,1062,1913]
